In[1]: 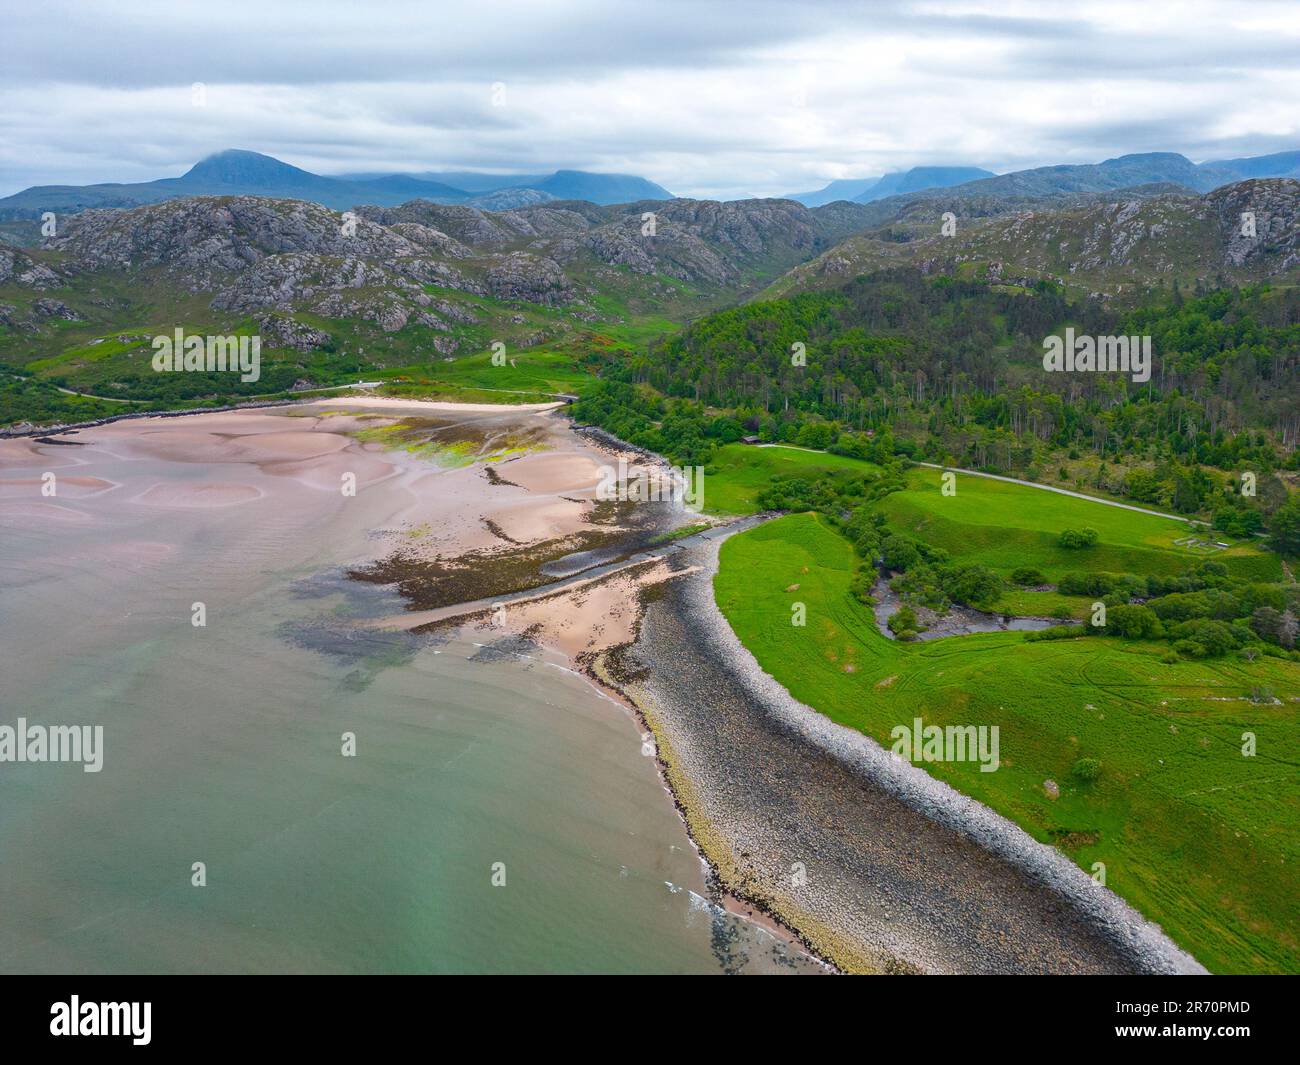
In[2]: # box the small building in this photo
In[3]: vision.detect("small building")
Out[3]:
[741,435,761,445]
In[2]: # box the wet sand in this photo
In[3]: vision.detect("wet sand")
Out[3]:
[1,398,821,974]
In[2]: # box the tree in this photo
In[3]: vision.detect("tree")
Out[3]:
[1268,499,1300,556]
[1280,610,1298,650]
[1105,604,1162,639]
[1251,606,1282,644]
[881,535,921,572]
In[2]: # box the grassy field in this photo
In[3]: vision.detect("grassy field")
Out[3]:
[715,512,1300,973]
[880,467,1282,583]
[370,347,593,402]
[702,443,882,516]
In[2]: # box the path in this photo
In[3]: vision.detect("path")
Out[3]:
[913,461,1198,524]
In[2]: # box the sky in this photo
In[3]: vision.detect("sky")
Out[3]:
[2,0,1299,200]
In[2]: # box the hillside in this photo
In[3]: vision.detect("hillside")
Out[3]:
[0,190,876,421]
[768,179,1300,298]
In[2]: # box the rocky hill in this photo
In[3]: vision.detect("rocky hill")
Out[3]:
[0,191,875,349]
[767,179,1300,299]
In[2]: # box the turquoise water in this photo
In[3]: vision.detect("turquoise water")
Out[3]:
[0,423,814,974]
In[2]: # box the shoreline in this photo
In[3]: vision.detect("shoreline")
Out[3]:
[584,527,1207,975]
[0,391,565,440]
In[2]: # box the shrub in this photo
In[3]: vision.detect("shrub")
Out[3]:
[888,605,919,637]
[849,569,876,605]
[938,563,1003,609]
[1010,567,1046,586]
[1168,619,1239,657]
[1058,572,1117,597]
[1058,527,1100,549]
[881,535,921,572]
[1025,624,1082,641]
[1071,757,1103,782]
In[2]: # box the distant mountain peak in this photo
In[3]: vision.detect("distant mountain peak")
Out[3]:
[182,149,318,187]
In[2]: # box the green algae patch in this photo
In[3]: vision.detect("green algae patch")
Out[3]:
[347,530,623,612]
[348,416,546,469]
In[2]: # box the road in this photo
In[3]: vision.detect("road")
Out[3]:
[911,461,1199,525]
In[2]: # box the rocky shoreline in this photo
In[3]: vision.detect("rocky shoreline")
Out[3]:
[589,528,1206,975]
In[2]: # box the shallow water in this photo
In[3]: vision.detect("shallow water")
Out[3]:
[0,409,815,974]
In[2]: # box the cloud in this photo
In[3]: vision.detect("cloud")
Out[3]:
[1,0,1298,199]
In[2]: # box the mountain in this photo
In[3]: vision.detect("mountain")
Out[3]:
[782,178,883,208]
[523,170,673,204]
[1205,150,1300,181]
[862,151,1300,216]
[341,168,674,205]
[767,178,1300,299]
[853,166,996,202]
[782,168,992,208]
[0,151,675,219]
[371,171,551,193]
[0,192,872,355]
[0,150,475,217]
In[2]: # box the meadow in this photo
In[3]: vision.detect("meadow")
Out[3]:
[702,443,882,516]
[880,467,1283,584]
[715,510,1300,973]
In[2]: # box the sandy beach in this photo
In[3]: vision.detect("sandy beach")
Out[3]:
[1,395,820,975]
[3,395,1204,975]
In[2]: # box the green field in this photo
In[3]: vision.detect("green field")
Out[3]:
[881,467,1282,583]
[715,511,1300,973]
[371,347,593,403]
[702,443,882,516]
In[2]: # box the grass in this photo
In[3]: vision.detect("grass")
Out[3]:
[880,467,1281,583]
[703,443,882,516]
[373,347,592,399]
[995,589,1092,620]
[648,522,712,545]
[715,511,1300,973]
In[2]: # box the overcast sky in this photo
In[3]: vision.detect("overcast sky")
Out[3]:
[2,0,1298,199]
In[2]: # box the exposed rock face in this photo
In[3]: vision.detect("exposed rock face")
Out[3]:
[12,190,883,341]
[775,178,1300,296]
[31,297,82,320]
[1209,179,1300,271]
[486,252,574,305]
[467,187,557,211]
[385,222,471,258]
[257,313,332,352]
[0,246,60,288]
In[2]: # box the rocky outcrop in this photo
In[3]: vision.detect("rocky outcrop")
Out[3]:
[0,246,61,288]
[256,313,332,352]
[1209,179,1300,271]
[486,252,574,305]
[31,297,82,321]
